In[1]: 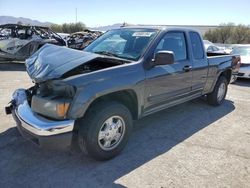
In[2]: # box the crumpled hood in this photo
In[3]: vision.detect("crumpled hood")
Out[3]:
[26,44,100,83]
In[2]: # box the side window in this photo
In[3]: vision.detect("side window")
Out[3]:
[212,46,219,51]
[189,32,204,59]
[155,32,187,61]
[207,46,213,52]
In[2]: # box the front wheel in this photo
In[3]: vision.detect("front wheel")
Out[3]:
[207,76,228,106]
[78,101,133,160]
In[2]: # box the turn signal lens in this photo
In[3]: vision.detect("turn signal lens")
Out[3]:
[56,103,70,118]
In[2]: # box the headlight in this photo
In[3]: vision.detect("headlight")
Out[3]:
[31,81,76,120]
[31,95,71,120]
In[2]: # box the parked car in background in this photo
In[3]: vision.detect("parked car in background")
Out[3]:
[0,24,66,61]
[67,30,102,50]
[219,46,233,54]
[203,40,213,45]
[231,45,250,79]
[204,40,233,54]
[57,33,70,40]
[204,43,226,54]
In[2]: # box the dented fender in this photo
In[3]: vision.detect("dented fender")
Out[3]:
[63,63,146,119]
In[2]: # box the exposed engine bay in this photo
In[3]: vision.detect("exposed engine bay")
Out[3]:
[27,57,126,104]
[62,58,126,78]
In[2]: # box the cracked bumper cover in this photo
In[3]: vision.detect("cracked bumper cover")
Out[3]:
[6,89,75,149]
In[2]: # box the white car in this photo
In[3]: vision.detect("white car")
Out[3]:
[231,45,250,79]
[204,44,226,54]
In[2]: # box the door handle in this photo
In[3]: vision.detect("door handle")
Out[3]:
[183,65,192,72]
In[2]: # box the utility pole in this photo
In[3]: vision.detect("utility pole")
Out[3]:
[75,8,78,23]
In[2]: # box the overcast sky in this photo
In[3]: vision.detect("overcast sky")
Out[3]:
[1,0,250,27]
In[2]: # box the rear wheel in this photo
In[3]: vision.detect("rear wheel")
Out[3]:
[78,101,133,160]
[207,76,228,106]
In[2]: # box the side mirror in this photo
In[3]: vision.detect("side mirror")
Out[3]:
[153,51,174,66]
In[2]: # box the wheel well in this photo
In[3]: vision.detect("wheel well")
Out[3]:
[220,69,232,83]
[86,90,138,120]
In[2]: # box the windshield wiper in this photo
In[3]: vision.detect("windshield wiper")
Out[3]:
[94,51,120,58]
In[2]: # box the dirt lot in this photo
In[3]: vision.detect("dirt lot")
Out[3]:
[0,62,250,188]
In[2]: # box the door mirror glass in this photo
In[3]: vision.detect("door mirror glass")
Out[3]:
[153,51,174,66]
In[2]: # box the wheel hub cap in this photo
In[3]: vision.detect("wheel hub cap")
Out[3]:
[217,83,226,102]
[98,116,125,151]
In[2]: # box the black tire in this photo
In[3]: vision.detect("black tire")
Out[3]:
[78,101,133,161]
[207,76,228,106]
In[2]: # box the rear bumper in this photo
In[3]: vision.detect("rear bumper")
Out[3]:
[5,89,75,150]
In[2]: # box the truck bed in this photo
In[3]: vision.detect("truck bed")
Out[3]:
[207,53,240,84]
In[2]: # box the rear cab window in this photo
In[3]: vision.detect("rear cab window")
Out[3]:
[189,32,204,59]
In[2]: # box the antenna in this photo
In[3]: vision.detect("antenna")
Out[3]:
[75,8,78,23]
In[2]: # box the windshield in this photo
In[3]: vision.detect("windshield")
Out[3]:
[231,47,250,56]
[84,28,158,61]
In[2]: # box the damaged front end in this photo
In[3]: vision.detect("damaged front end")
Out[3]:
[5,44,128,149]
[5,87,75,149]
[4,43,81,148]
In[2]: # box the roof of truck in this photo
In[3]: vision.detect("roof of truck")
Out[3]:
[122,25,199,33]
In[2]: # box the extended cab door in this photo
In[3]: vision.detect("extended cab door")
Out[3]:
[188,32,208,92]
[144,31,193,115]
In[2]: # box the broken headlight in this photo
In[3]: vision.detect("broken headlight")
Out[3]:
[31,81,76,120]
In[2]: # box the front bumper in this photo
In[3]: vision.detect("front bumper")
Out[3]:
[5,89,75,150]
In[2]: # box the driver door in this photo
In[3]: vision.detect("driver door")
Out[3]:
[144,31,193,114]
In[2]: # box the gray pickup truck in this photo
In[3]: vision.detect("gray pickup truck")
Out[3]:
[6,26,240,160]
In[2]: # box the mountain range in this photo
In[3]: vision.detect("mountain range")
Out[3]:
[0,16,53,26]
[90,23,123,31]
[0,16,123,31]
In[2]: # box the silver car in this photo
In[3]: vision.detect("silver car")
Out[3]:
[231,45,250,79]
[204,44,226,54]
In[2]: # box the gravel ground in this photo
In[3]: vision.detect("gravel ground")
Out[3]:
[0,62,250,188]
